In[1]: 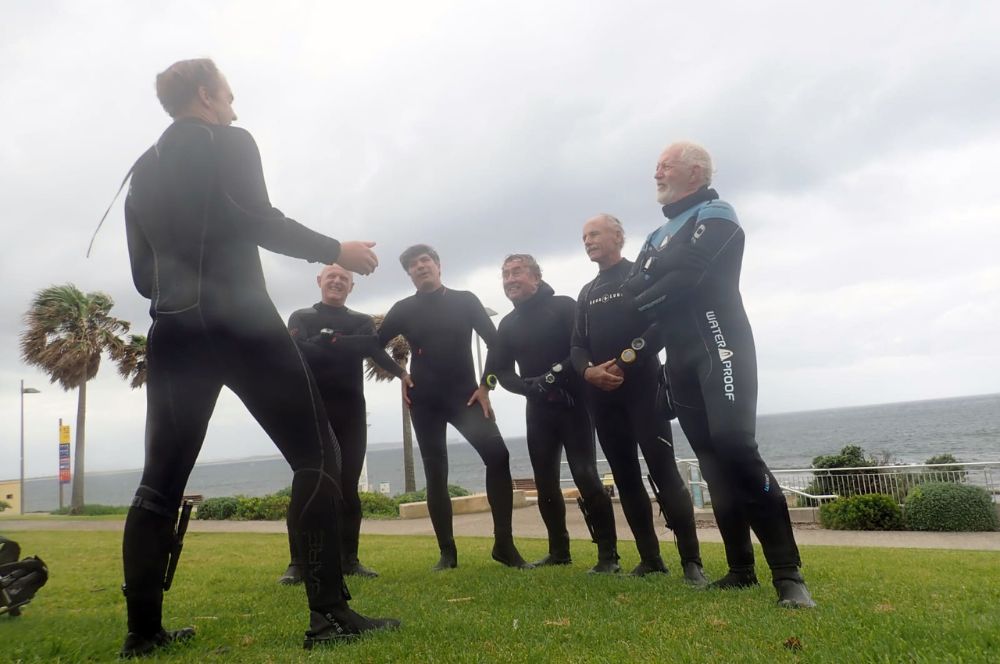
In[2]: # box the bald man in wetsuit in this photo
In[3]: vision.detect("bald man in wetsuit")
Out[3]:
[277,264,413,584]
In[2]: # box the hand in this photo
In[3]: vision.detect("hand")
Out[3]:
[401,373,413,407]
[584,360,624,391]
[523,376,549,402]
[336,241,379,275]
[607,363,624,378]
[467,385,495,420]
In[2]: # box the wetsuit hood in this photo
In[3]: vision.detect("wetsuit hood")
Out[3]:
[513,281,554,310]
[662,185,719,219]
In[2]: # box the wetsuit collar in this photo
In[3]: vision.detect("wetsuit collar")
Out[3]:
[314,301,346,313]
[661,186,719,219]
[513,281,554,310]
[415,285,447,298]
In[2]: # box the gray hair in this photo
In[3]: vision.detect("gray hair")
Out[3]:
[502,254,542,279]
[672,141,713,187]
[595,213,625,250]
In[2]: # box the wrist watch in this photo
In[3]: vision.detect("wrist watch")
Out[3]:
[485,374,498,390]
[544,362,564,384]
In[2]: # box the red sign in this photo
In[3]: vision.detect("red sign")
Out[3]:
[59,442,71,484]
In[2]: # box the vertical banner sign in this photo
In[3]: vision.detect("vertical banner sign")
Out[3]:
[59,424,71,484]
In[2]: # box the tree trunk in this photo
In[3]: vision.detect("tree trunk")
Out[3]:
[401,398,416,493]
[70,379,87,514]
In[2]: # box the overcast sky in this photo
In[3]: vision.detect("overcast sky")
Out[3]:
[2,1,998,479]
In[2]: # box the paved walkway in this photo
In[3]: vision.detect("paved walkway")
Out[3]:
[4,505,999,551]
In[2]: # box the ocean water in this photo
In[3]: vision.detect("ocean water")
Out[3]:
[20,393,1000,512]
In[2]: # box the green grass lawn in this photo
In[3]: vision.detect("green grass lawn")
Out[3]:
[2,531,998,662]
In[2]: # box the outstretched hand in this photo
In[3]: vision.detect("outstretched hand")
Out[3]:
[584,360,624,391]
[337,241,379,275]
[468,385,495,420]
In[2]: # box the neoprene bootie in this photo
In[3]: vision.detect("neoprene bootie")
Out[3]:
[277,563,302,585]
[708,568,759,590]
[630,556,669,577]
[589,540,621,575]
[532,532,571,567]
[433,541,458,571]
[682,561,710,587]
[303,607,400,649]
[774,578,817,609]
[343,561,379,578]
[119,627,195,659]
[491,538,534,569]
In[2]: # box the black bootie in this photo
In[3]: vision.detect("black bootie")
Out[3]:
[630,555,669,577]
[709,568,759,590]
[773,569,816,608]
[120,627,195,659]
[532,532,571,567]
[492,537,534,569]
[433,540,458,571]
[589,538,620,575]
[277,562,302,585]
[303,607,400,649]
[682,561,709,587]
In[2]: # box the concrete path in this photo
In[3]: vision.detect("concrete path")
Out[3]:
[4,505,999,551]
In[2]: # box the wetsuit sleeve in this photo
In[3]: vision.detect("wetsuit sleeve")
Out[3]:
[357,317,405,379]
[570,283,595,375]
[467,292,499,385]
[218,128,342,264]
[124,203,154,300]
[632,218,742,315]
[489,323,530,396]
[377,302,405,348]
[613,323,666,371]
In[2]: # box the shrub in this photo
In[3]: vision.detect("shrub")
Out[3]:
[904,482,999,532]
[393,484,470,506]
[0,500,10,513]
[359,491,398,518]
[50,504,130,516]
[196,496,241,520]
[819,494,903,531]
[233,494,290,520]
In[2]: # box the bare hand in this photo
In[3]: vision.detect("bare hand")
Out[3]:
[584,360,624,391]
[336,241,379,275]
[467,385,495,420]
[401,373,413,406]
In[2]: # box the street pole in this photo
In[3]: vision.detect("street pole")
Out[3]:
[19,380,40,515]
[59,418,64,511]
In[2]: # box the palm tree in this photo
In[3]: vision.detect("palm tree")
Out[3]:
[20,284,130,514]
[365,315,416,493]
[117,334,148,389]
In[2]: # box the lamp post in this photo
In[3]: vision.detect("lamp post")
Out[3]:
[20,380,41,515]
[475,307,499,378]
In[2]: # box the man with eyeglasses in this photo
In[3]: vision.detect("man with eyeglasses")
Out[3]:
[487,254,620,573]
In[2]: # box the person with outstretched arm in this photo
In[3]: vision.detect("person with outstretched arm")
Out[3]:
[277,264,413,584]
[378,244,532,571]
[487,254,619,573]
[621,140,815,608]
[571,214,707,582]
[121,58,399,657]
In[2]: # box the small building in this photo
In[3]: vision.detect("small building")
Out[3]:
[0,479,21,515]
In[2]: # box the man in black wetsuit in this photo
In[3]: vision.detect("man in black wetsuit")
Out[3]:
[571,215,707,582]
[120,59,399,657]
[622,140,815,608]
[277,264,413,584]
[487,254,619,573]
[378,244,531,571]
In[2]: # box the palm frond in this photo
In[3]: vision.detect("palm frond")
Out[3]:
[365,313,410,382]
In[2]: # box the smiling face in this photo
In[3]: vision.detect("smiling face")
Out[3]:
[317,264,354,306]
[654,143,704,205]
[406,253,443,292]
[501,257,540,304]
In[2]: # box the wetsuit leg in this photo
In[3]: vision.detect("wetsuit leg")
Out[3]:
[448,401,514,540]
[409,403,454,551]
[626,380,702,566]
[592,394,660,561]
[123,314,222,637]
[221,319,349,612]
[669,361,755,573]
[525,402,569,559]
[328,395,368,569]
[559,402,617,553]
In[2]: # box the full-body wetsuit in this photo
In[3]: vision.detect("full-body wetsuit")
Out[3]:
[123,118,354,640]
[282,303,405,577]
[378,287,527,568]
[488,282,618,570]
[624,185,804,589]
[571,259,703,575]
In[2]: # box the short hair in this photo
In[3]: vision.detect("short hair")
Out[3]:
[399,244,440,270]
[596,213,625,250]
[672,141,714,187]
[502,254,542,279]
[155,58,224,118]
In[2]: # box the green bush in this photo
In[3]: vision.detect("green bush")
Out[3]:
[0,500,10,513]
[393,484,470,506]
[819,494,903,530]
[233,494,290,520]
[360,491,398,518]
[904,482,999,532]
[196,496,242,520]
[50,504,130,516]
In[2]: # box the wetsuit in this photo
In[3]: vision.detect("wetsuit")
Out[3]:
[122,117,350,638]
[378,286,521,565]
[571,259,702,569]
[284,303,404,573]
[488,282,617,565]
[624,185,801,581]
